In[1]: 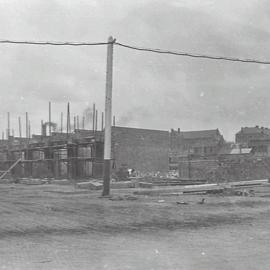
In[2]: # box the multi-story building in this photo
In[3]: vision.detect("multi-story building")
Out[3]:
[169,128,225,171]
[170,128,225,156]
[235,126,270,155]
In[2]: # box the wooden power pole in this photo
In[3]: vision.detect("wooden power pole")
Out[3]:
[102,36,115,196]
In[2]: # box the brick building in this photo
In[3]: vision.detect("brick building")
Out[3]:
[170,129,225,157]
[112,126,170,173]
[235,126,270,146]
[169,128,225,171]
[235,126,270,156]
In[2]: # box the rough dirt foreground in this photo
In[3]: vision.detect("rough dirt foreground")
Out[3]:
[1,183,270,270]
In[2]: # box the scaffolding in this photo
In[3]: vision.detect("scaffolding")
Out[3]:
[0,130,104,180]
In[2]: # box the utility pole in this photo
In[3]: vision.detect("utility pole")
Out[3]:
[102,36,115,196]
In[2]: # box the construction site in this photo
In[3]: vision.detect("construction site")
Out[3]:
[1,99,270,269]
[1,2,270,268]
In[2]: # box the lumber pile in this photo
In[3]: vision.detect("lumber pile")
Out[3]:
[18,178,48,185]
[134,183,223,196]
[140,177,206,186]
[76,181,103,190]
[134,179,270,196]
[227,179,268,188]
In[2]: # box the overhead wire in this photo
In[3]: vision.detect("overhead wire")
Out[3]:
[115,42,270,65]
[0,39,109,46]
[0,38,269,65]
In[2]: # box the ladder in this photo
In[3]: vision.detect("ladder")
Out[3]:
[0,158,21,180]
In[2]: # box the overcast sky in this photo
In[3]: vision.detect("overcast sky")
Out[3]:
[0,0,269,140]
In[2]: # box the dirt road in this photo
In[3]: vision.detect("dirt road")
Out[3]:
[0,183,270,269]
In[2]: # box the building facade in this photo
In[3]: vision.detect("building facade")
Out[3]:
[235,126,270,156]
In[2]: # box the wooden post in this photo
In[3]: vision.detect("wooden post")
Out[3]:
[28,120,31,139]
[25,112,28,138]
[82,116,85,129]
[66,102,70,136]
[102,36,115,196]
[101,112,104,131]
[92,103,95,133]
[74,116,76,132]
[95,110,98,131]
[41,120,44,135]
[61,112,63,133]
[49,101,51,136]
[19,117,22,138]
[7,112,10,138]
[77,115,79,129]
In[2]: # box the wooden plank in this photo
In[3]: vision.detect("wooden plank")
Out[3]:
[0,158,21,180]
[134,183,223,196]
[228,179,268,187]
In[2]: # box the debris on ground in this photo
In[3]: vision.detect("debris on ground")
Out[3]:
[76,181,103,190]
[197,198,205,204]
[18,178,48,185]
[139,182,153,188]
[176,201,188,205]
[109,195,138,201]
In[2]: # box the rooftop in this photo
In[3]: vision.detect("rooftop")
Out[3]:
[180,129,221,139]
[237,126,270,135]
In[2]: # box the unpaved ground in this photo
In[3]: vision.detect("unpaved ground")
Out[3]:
[1,183,270,269]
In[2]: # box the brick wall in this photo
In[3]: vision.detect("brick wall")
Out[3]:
[178,155,270,182]
[112,126,170,173]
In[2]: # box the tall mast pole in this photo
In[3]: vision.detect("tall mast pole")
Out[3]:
[102,36,115,196]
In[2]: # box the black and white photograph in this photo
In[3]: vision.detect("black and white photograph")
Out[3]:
[0,0,270,269]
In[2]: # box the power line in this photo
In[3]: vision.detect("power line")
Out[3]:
[0,39,110,46]
[115,42,270,65]
[0,38,269,65]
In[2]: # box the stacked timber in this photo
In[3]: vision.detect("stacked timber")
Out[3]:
[134,179,270,196]
[139,177,206,186]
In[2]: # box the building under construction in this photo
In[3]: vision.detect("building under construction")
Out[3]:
[0,125,170,180]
